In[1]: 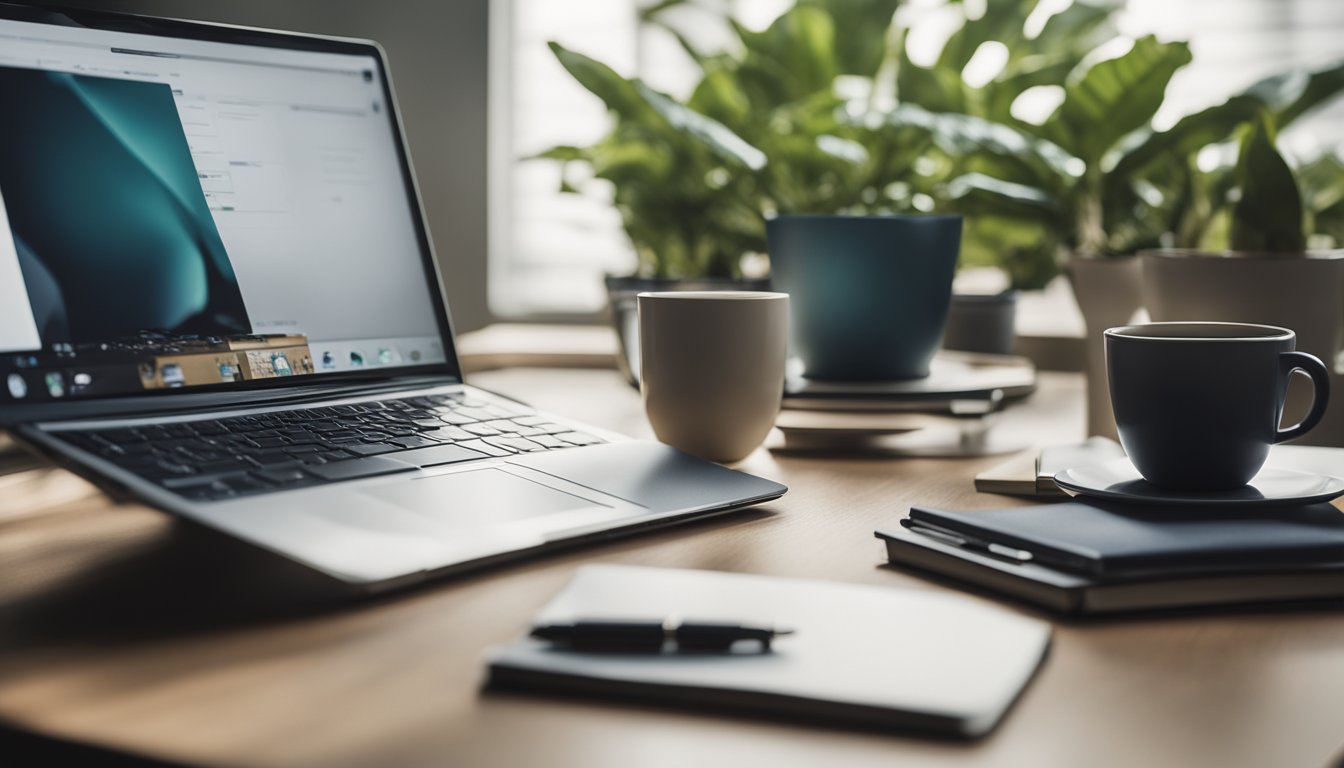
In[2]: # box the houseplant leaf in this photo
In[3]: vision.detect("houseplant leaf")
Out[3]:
[1041,35,1192,166]
[1244,59,1344,129]
[798,0,900,76]
[980,2,1115,122]
[944,172,1063,223]
[1106,96,1262,181]
[548,42,655,122]
[1230,114,1305,252]
[732,6,838,108]
[851,104,1077,193]
[636,82,767,170]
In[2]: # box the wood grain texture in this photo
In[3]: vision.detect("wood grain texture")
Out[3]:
[1,369,1342,768]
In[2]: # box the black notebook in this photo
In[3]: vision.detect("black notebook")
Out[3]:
[877,502,1344,615]
[908,502,1344,578]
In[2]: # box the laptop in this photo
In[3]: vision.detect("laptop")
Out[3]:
[0,4,786,591]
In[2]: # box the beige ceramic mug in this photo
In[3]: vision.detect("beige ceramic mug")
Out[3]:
[638,291,789,462]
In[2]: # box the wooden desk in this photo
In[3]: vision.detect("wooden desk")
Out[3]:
[1,369,1342,768]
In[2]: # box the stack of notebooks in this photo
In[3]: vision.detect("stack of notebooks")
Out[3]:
[774,352,1037,457]
[878,501,1344,615]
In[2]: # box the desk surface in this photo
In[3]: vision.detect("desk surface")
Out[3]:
[1,368,1342,768]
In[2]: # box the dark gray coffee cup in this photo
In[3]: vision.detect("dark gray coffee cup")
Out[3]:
[1106,322,1330,491]
[766,215,961,380]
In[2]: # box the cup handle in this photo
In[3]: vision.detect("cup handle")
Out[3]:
[1275,351,1331,443]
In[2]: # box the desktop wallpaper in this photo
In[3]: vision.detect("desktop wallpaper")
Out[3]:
[0,66,250,345]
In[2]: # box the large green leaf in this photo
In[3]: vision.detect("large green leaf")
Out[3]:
[732,6,838,107]
[1107,95,1262,179]
[1243,59,1344,129]
[798,0,901,76]
[548,42,654,121]
[1230,115,1305,252]
[944,172,1063,223]
[852,104,1077,192]
[549,43,766,172]
[636,82,767,170]
[1041,36,1192,166]
[980,2,1116,122]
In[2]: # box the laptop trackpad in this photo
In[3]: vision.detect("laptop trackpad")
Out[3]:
[361,468,608,528]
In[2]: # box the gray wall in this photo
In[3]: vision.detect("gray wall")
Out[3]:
[21,0,493,332]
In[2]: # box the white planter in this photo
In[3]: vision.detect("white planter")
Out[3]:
[1067,256,1144,439]
[1141,249,1344,446]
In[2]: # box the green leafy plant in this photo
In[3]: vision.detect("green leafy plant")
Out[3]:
[541,1,907,279]
[1230,115,1305,252]
[1170,115,1344,255]
[543,0,1163,287]
[949,52,1344,277]
[538,0,1344,288]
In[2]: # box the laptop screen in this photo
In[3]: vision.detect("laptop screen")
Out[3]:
[0,11,454,408]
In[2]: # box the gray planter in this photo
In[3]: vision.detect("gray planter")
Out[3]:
[942,291,1018,356]
[605,275,772,387]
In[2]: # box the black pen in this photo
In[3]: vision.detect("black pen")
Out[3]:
[900,518,1035,563]
[530,620,794,653]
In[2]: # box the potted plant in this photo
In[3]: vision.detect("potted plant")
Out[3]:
[939,41,1344,436]
[1141,114,1344,446]
[874,0,1121,354]
[538,0,1105,380]
[538,1,904,383]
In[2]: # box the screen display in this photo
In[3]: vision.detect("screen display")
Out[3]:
[0,16,449,405]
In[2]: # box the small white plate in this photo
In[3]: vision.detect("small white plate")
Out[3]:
[1054,457,1344,507]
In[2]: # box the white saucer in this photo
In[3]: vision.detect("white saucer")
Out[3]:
[1053,457,1344,507]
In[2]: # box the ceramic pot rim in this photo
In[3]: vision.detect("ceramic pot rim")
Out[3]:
[766,213,963,223]
[638,291,788,301]
[1138,248,1344,261]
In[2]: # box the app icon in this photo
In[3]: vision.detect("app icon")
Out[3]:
[349,351,365,367]
[45,372,65,398]
[272,352,293,376]
[73,372,93,387]
[6,373,26,399]
[321,351,336,370]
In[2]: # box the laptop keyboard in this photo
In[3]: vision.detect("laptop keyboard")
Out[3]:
[55,394,605,501]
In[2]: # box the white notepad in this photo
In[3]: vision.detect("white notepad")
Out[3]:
[485,565,1051,738]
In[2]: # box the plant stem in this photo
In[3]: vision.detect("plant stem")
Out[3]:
[1076,171,1107,257]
